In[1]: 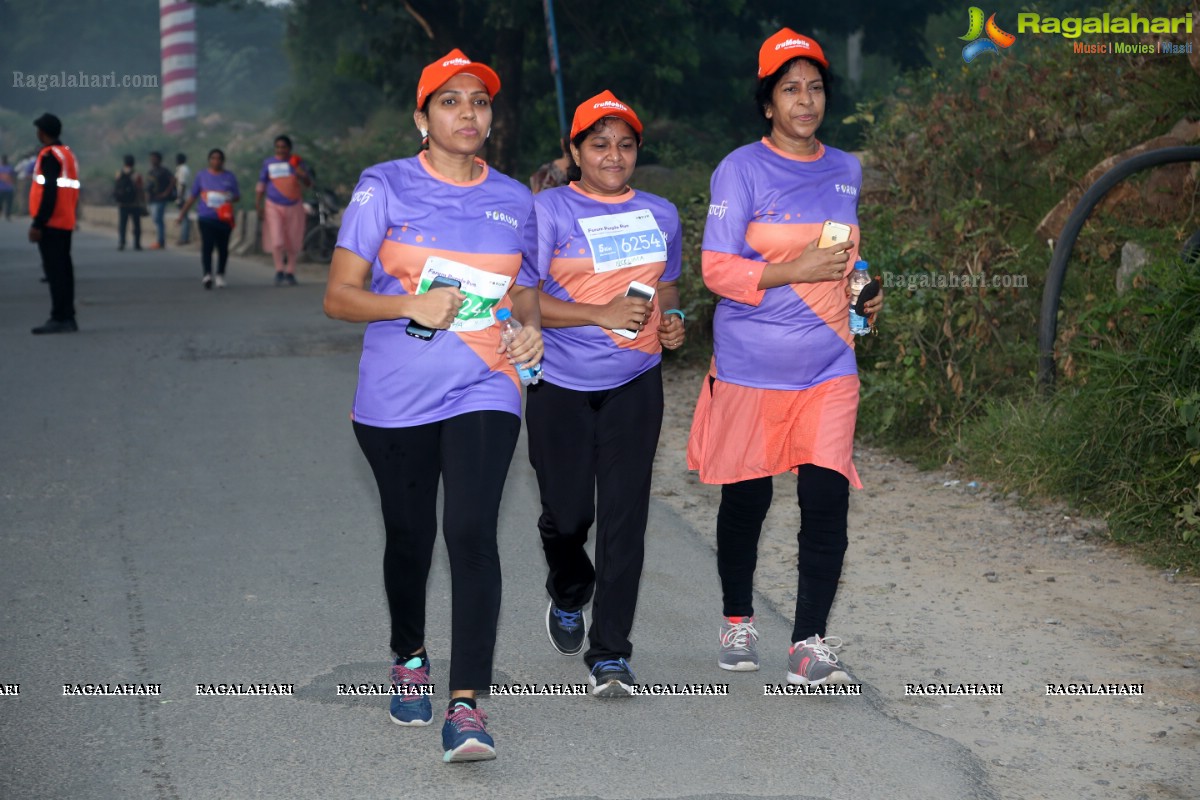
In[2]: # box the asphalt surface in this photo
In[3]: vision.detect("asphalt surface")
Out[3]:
[0,221,996,799]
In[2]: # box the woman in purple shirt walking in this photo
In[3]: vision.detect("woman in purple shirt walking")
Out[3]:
[177,148,239,289]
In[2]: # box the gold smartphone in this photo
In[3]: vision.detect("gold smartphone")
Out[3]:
[817,220,852,249]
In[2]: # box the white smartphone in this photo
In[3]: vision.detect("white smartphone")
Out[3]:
[613,280,656,340]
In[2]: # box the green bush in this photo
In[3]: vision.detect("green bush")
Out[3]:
[847,12,1200,567]
[959,255,1200,566]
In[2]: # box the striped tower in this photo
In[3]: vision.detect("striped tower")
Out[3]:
[160,0,197,132]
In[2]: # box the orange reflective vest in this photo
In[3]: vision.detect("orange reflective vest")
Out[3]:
[29,144,80,230]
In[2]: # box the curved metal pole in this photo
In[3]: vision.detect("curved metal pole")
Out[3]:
[1037,146,1200,392]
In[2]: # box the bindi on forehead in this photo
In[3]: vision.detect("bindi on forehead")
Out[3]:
[781,62,822,82]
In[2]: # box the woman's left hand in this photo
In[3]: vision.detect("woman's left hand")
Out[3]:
[657,314,685,350]
[499,323,544,371]
[863,279,884,324]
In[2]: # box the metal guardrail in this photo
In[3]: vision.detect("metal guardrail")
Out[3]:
[1037,146,1200,391]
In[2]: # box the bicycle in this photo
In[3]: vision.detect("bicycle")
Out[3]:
[302,187,340,263]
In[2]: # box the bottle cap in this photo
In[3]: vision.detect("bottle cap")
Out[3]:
[495,308,512,321]
[854,260,869,270]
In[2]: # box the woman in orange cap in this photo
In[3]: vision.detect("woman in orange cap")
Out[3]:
[687,29,883,685]
[528,90,684,697]
[324,48,542,763]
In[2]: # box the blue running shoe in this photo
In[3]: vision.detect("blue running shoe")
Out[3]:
[389,655,432,726]
[546,601,586,656]
[441,702,496,762]
[588,658,635,698]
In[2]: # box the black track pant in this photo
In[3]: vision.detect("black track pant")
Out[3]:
[198,218,231,276]
[716,465,849,643]
[525,365,663,667]
[354,411,520,691]
[38,227,74,322]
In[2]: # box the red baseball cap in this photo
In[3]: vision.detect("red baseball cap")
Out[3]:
[416,48,501,108]
[758,28,829,78]
[570,90,643,141]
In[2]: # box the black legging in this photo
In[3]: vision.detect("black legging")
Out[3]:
[198,218,232,276]
[716,465,849,643]
[353,411,520,691]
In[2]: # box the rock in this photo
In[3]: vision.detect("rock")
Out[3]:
[1117,242,1150,295]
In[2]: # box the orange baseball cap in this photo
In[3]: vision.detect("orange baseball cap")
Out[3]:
[416,48,501,108]
[758,28,828,77]
[569,90,643,141]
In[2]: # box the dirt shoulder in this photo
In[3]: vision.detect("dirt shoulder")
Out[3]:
[654,361,1200,800]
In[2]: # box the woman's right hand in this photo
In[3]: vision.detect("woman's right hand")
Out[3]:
[406,286,466,329]
[595,293,652,333]
[789,238,854,283]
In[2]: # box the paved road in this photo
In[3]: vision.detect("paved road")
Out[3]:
[0,222,996,799]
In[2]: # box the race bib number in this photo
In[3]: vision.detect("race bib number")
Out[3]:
[579,209,667,273]
[267,162,292,180]
[416,256,512,333]
[205,190,230,208]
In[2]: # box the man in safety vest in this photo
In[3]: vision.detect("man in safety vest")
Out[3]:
[28,112,80,334]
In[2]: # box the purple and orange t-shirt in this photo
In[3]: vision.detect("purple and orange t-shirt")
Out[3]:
[336,152,538,427]
[533,183,682,391]
[0,163,15,193]
[257,156,308,205]
[702,139,862,391]
[190,170,240,222]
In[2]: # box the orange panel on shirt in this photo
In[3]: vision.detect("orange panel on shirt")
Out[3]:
[746,220,859,345]
[547,255,664,353]
[377,238,523,378]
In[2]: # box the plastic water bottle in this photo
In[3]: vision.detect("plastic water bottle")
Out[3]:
[848,260,871,336]
[495,308,542,386]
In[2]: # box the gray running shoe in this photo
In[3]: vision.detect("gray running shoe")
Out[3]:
[787,635,852,685]
[718,615,760,671]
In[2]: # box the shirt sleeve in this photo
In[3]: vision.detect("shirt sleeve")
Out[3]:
[661,202,683,283]
[515,195,540,288]
[701,157,754,256]
[335,171,388,264]
[701,250,767,306]
[700,155,766,304]
[532,194,557,283]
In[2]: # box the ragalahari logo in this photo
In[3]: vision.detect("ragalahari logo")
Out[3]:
[960,7,1016,63]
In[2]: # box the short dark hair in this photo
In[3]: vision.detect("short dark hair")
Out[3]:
[123,154,135,167]
[207,148,225,161]
[176,153,187,164]
[274,135,293,150]
[754,56,833,133]
[565,117,641,182]
[149,151,162,160]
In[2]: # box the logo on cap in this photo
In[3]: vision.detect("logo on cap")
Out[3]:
[442,57,471,67]
[593,100,628,111]
[775,38,812,52]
